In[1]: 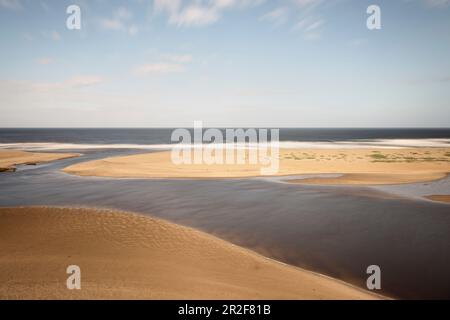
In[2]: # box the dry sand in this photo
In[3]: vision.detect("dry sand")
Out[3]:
[63,148,450,185]
[0,207,379,300]
[0,150,79,172]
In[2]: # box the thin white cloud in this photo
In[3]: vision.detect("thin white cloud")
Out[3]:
[292,16,325,40]
[132,52,193,76]
[293,16,324,30]
[304,18,324,31]
[293,0,324,9]
[172,5,219,26]
[287,0,327,40]
[153,0,265,27]
[259,0,327,39]
[99,7,137,34]
[260,7,289,26]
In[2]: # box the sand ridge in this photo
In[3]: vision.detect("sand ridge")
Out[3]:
[0,150,79,172]
[0,207,380,300]
[425,195,450,203]
[62,148,450,185]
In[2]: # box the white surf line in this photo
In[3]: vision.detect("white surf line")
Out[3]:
[1,139,449,151]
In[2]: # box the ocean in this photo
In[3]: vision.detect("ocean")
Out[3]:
[1,128,450,146]
[1,128,450,299]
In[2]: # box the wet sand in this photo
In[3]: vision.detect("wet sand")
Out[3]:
[0,150,79,172]
[425,195,450,203]
[0,207,379,300]
[291,173,448,185]
[63,148,450,185]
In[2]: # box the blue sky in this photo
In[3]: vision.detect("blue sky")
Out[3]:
[0,0,449,127]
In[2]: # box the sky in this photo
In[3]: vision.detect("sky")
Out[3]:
[0,0,449,128]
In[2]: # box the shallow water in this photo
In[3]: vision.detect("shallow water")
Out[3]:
[1,148,450,299]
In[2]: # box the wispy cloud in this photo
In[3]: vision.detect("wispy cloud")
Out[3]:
[290,0,327,40]
[153,0,264,27]
[259,0,326,39]
[293,0,324,9]
[99,7,139,35]
[292,17,325,40]
[173,5,219,26]
[260,7,290,26]
[132,52,193,76]
[304,18,325,31]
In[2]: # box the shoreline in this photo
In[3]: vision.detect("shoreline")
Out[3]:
[289,172,449,185]
[0,206,381,300]
[63,148,450,185]
[0,150,79,172]
[424,195,450,203]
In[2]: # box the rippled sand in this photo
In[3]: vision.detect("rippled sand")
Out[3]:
[0,207,379,300]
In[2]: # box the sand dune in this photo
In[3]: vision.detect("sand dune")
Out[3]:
[0,207,379,300]
[63,148,450,185]
[0,150,79,172]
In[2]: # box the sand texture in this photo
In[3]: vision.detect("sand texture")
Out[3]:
[63,148,450,185]
[0,207,379,300]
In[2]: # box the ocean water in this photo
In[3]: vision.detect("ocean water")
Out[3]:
[1,128,450,299]
[1,128,450,147]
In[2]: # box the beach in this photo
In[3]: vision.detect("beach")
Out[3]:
[0,150,79,172]
[0,207,378,300]
[1,129,450,299]
[63,148,450,185]
[2,0,450,306]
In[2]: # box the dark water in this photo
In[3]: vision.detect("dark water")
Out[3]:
[1,128,450,144]
[1,128,450,299]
